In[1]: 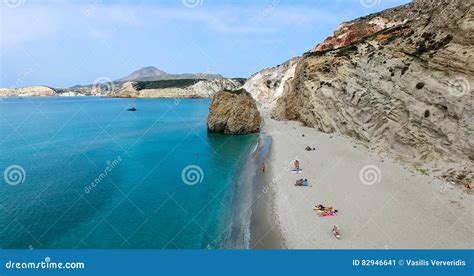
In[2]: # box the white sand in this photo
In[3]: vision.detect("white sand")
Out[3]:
[263,118,473,249]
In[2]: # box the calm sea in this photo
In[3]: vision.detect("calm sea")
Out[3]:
[0,97,257,249]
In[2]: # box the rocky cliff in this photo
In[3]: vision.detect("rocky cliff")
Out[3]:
[112,78,242,98]
[0,86,57,96]
[0,77,241,99]
[247,0,473,185]
[207,89,262,134]
[243,58,299,117]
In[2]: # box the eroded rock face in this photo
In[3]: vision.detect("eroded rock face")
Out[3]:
[112,79,241,98]
[207,89,262,134]
[0,86,57,96]
[311,4,412,53]
[243,57,299,117]
[269,0,473,184]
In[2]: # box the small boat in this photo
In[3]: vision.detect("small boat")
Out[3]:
[127,107,137,111]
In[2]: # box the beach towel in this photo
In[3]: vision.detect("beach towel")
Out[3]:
[318,212,336,217]
[295,184,311,187]
[291,169,303,174]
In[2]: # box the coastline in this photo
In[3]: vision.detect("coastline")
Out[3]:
[224,132,284,249]
[263,118,472,249]
[248,133,285,249]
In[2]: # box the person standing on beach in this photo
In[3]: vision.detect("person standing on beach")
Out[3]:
[294,160,300,170]
[261,163,266,173]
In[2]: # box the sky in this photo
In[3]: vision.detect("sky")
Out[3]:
[0,0,410,88]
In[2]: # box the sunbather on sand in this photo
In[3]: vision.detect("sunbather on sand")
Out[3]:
[295,179,310,187]
[314,204,325,210]
[313,204,338,214]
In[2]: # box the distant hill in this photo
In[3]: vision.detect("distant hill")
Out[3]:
[1,66,245,98]
[117,66,167,82]
[115,66,224,82]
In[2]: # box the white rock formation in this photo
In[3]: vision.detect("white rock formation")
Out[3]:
[0,86,57,96]
[242,58,299,116]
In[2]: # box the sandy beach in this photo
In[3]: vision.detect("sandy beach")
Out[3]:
[262,118,473,249]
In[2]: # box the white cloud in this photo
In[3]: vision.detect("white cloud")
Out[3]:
[0,1,344,48]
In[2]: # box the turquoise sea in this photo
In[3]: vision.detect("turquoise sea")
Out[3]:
[0,97,257,249]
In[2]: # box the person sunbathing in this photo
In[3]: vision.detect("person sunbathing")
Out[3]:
[314,205,338,213]
[314,204,325,210]
[464,182,471,190]
[295,179,309,186]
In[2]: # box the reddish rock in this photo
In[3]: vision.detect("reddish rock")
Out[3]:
[312,16,403,53]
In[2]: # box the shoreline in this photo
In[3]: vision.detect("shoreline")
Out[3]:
[263,118,472,249]
[224,132,284,249]
[248,133,285,249]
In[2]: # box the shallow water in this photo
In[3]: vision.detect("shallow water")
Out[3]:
[0,97,256,249]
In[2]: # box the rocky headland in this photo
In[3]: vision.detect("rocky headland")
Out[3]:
[0,66,244,99]
[0,86,57,97]
[112,78,242,99]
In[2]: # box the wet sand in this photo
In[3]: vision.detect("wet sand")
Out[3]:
[249,134,284,249]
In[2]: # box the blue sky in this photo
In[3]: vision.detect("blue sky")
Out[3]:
[1,0,410,88]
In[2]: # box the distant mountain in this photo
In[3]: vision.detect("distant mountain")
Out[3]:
[117,66,167,82]
[115,66,224,82]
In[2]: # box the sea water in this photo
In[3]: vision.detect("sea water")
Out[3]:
[0,97,256,249]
